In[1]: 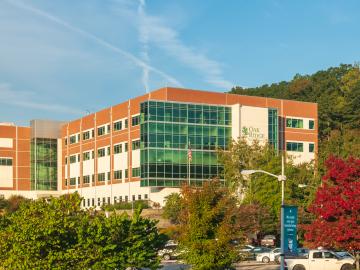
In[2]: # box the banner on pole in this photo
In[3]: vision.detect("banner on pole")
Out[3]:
[282,205,298,256]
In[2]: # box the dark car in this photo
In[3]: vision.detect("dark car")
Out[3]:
[158,241,180,261]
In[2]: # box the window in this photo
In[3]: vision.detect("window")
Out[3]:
[92,198,94,206]
[113,121,122,131]
[69,155,77,164]
[64,138,67,145]
[114,170,122,180]
[144,194,148,199]
[0,158,12,166]
[87,198,90,207]
[124,142,128,152]
[98,173,105,182]
[91,151,95,159]
[132,167,140,177]
[65,157,67,165]
[124,119,128,129]
[125,169,128,178]
[70,135,77,144]
[138,194,141,200]
[97,198,101,206]
[114,196,117,203]
[132,115,140,126]
[107,124,111,133]
[83,175,90,184]
[97,126,105,136]
[125,195,128,202]
[313,252,323,259]
[114,144,122,154]
[286,118,304,128]
[107,172,110,181]
[107,146,110,156]
[77,154,80,162]
[83,152,90,161]
[77,177,80,185]
[132,140,140,150]
[92,174,95,183]
[309,143,315,153]
[286,142,304,152]
[309,120,315,130]
[98,148,105,157]
[91,129,95,138]
[83,131,90,140]
[132,195,136,201]
[70,177,76,186]
[119,196,123,202]
[77,134,80,142]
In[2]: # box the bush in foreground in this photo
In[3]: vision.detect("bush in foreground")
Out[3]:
[0,193,164,270]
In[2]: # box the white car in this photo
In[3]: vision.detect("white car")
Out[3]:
[256,248,281,263]
[285,249,355,270]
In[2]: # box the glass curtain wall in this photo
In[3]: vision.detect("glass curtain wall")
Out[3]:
[31,138,58,190]
[140,101,231,187]
[268,108,278,151]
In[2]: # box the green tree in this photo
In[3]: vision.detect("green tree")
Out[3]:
[177,180,242,270]
[163,193,182,224]
[0,193,164,270]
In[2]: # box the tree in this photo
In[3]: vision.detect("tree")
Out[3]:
[304,156,360,269]
[0,193,164,270]
[177,180,243,270]
[163,193,182,224]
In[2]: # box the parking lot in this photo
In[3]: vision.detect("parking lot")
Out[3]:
[161,261,280,270]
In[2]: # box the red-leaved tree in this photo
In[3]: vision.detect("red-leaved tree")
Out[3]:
[304,156,360,267]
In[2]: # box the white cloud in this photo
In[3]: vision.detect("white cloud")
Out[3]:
[0,83,84,115]
[137,0,233,89]
[4,0,183,88]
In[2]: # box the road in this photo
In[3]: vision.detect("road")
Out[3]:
[160,261,280,270]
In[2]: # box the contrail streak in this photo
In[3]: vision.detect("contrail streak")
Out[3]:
[4,0,183,87]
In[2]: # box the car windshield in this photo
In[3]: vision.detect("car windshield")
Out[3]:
[272,248,281,253]
[324,251,341,259]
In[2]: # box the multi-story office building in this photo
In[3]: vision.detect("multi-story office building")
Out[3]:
[0,87,318,206]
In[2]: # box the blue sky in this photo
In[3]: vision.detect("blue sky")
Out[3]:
[1,0,359,125]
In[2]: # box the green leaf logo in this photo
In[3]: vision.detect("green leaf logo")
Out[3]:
[242,127,248,136]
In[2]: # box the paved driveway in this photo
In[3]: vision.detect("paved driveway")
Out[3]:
[160,261,280,270]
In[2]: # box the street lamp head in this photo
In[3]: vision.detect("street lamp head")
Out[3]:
[240,170,258,176]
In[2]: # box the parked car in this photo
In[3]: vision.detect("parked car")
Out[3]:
[285,249,355,270]
[256,247,281,263]
[238,244,255,252]
[158,241,180,261]
[240,246,272,261]
[275,248,309,264]
[261,235,276,247]
[335,251,354,259]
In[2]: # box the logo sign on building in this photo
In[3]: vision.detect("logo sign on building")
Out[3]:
[241,126,265,140]
[281,205,298,255]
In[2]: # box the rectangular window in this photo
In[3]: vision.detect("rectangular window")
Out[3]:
[83,152,90,161]
[125,195,128,202]
[119,196,123,202]
[114,144,122,154]
[97,126,105,136]
[132,167,140,177]
[132,195,136,201]
[114,170,122,180]
[92,174,95,183]
[132,140,140,150]
[83,175,90,184]
[65,157,67,165]
[92,129,95,138]
[309,120,315,130]
[92,198,95,206]
[77,134,80,142]
[309,143,315,153]
[286,142,304,152]
[91,150,94,159]
[0,158,12,166]
[132,115,140,126]
[286,118,304,129]
[107,172,111,181]
[124,119,128,129]
[107,146,111,156]
[98,173,105,182]
[113,121,122,131]
[77,154,80,162]
[144,194,148,199]
[65,138,67,145]
[107,124,111,133]
[83,131,90,140]
[70,177,76,186]
[138,194,141,200]
[125,169,128,178]
[124,142,128,152]
[98,148,105,157]
[69,155,77,164]
[69,135,77,144]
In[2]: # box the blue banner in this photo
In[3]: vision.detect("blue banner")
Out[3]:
[281,205,298,255]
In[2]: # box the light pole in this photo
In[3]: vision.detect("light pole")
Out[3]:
[241,155,286,270]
